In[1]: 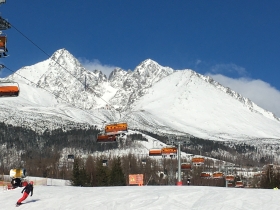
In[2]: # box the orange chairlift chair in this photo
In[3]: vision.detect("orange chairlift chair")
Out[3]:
[0,81,20,97]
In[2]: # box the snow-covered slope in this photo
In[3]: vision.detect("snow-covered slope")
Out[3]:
[0,48,280,143]
[130,70,280,141]
[1,184,279,210]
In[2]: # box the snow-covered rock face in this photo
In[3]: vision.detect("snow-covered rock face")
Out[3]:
[0,48,280,142]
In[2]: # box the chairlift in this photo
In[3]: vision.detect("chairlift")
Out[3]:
[225,174,235,181]
[235,181,244,188]
[192,156,205,166]
[96,133,117,143]
[0,81,20,97]
[148,148,162,156]
[0,34,8,57]
[200,172,212,178]
[104,122,128,135]
[181,163,192,170]
[161,146,177,156]
[213,171,224,179]
[0,16,11,30]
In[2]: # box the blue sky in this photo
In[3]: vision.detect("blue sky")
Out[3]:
[1,0,280,117]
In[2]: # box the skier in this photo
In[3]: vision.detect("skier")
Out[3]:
[16,181,34,206]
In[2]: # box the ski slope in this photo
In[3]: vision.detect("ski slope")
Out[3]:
[1,179,279,210]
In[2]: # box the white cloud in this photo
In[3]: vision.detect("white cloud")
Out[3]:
[211,63,247,76]
[195,59,202,66]
[78,58,118,78]
[207,73,280,118]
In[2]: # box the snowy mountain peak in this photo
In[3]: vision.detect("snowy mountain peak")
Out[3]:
[50,48,68,60]
[135,59,173,76]
[196,73,279,122]
[1,48,280,142]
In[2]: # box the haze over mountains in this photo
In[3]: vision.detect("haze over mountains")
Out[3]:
[1,48,280,143]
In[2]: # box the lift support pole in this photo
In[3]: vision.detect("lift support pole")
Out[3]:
[177,142,182,186]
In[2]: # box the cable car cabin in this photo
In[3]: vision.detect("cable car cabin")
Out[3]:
[96,134,116,143]
[200,172,211,178]
[149,149,162,156]
[181,163,192,170]
[191,156,205,166]
[235,181,244,188]
[104,122,128,135]
[225,174,235,181]
[161,147,177,158]
[213,172,224,179]
[0,82,20,97]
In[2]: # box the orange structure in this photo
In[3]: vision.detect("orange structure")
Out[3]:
[225,175,235,181]
[129,174,144,186]
[96,134,116,143]
[213,172,224,179]
[149,149,162,156]
[161,147,177,156]
[0,82,20,97]
[0,35,7,50]
[200,172,211,178]
[235,181,244,188]
[105,122,128,135]
[192,156,205,166]
[181,163,192,170]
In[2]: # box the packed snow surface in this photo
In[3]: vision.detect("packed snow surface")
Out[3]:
[1,179,279,210]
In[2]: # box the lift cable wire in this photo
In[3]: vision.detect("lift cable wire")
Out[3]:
[4,65,178,149]
[7,22,173,135]
[11,23,86,87]
[3,65,107,124]
[3,65,152,133]
[10,22,119,119]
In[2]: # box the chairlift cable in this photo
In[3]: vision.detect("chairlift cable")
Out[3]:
[5,22,183,139]
[10,23,85,87]
[10,22,122,121]
[3,65,107,124]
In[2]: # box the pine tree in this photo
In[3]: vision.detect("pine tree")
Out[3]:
[95,158,110,186]
[109,157,126,186]
[71,158,90,186]
[71,158,81,186]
